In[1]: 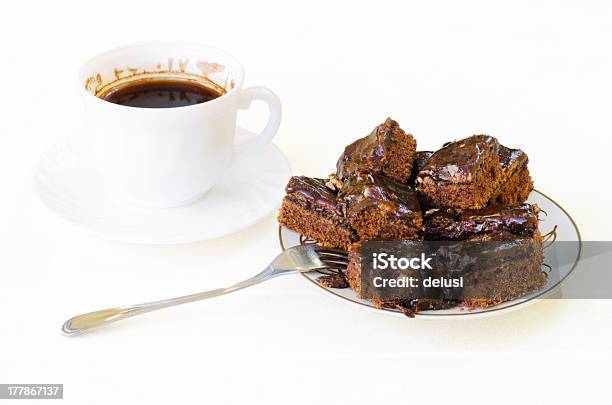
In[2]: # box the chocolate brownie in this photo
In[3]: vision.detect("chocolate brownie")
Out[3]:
[338,173,423,240]
[346,241,450,313]
[420,204,545,308]
[456,232,546,308]
[278,176,356,250]
[347,253,452,317]
[492,145,534,205]
[423,203,540,241]
[336,118,417,184]
[346,229,545,315]
[416,135,504,209]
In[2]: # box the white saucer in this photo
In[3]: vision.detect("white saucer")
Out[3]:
[34,128,291,244]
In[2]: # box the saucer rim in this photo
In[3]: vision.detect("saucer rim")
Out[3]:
[33,129,291,245]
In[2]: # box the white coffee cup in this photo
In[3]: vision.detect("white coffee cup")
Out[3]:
[79,42,281,208]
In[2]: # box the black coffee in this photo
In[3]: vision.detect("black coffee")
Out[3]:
[100,78,224,108]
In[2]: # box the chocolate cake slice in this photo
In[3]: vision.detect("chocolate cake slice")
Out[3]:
[345,244,451,317]
[278,176,356,250]
[456,231,546,309]
[338,173,423,240]
[423,203,541,241]
[336,118,417,184]
[492,145,534,205]
[416,135,504,209]
[347,228,545,316]
[422,204,545,309]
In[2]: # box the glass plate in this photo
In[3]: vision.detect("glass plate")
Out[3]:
[278,190,581,319]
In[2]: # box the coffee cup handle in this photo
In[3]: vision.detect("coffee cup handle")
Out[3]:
[233,86,282,159]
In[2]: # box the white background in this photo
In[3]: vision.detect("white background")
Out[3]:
[1,0,612,403]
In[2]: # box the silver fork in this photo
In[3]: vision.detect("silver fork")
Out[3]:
[61,244,348,336]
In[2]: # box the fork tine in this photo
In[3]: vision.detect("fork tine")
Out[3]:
[314,247,348,258]
[313,246,348,269]
[324,262,348,270]
[319,259,349,265]
[313,245,347,253]
[317,251,349,259]
[318,254,349,264]
[319,253,349,261]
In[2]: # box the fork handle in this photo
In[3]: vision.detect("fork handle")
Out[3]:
[61,266,282,336]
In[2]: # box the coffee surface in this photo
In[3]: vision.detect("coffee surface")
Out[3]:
[100,78,223,108]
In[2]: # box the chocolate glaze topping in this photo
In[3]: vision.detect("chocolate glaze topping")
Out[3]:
[381,298,456,317]
[423,203,539,240]
[336,118,398,180]
[338,173,421,218]
[417,135,499,184]
[408,151,433,185]
[316,272,350,289]
[285,176,338,212]
[498,144,527,172]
